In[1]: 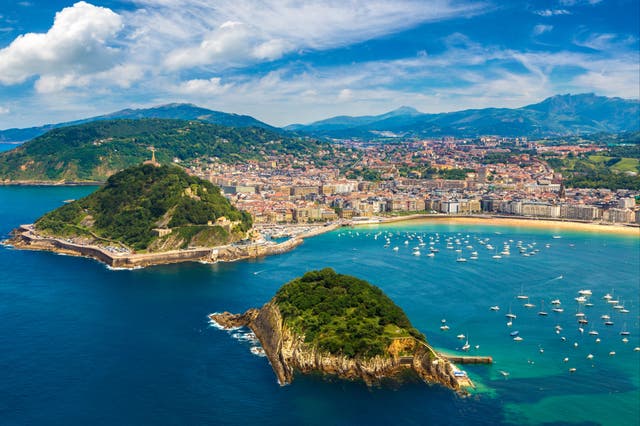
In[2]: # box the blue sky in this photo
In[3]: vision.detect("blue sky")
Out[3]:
[0,0,638,128]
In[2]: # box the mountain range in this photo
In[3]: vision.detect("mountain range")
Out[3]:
[0,94,638,143]
[286,94,639,138]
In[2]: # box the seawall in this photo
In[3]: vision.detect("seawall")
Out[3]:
[7,225,310,269]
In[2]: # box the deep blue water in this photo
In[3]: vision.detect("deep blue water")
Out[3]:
[1,186,638,426]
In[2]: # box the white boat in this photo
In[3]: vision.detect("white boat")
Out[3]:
[578,289,592,296]
[552,235,562,239]
[461,338,470,351]
[490,306,500,311]
[426,252,435,258]
[524,303,535,309]
[457,334,466,340]
[551,299,561,305]
[392,246,399,251]
[492,254,502,259]
[513,336,523,342]
[620,323,630,336]
[456,257,467,263]
[552,307,564,313]
[412,250,420,256]
[440,325,450,331]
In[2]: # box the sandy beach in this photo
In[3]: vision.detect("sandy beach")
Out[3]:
[356,215,640,237]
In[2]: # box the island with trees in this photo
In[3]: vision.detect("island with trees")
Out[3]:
[211,268,475,393]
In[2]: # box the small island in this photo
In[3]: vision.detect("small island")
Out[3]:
[6,164,315,268]
[211,268,475,393]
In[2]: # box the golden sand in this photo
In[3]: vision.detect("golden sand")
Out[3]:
[377,215,640,237]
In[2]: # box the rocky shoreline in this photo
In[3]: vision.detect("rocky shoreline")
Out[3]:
[4,223,338,269]
[210,303,472,394]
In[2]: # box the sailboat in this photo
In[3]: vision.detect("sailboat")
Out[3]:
[620,323,630,336]
[516,285,528,300]
[538,300,548,316]
[461,336,470,351]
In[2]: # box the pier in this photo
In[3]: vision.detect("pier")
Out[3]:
[443,355,493,364]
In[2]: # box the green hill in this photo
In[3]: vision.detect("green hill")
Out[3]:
[0,103,277,143]
[275,268,425,358]
[0,118,319,182]
[35,164,252,251]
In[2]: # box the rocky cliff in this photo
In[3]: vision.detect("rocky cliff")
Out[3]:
[210,301,467,393]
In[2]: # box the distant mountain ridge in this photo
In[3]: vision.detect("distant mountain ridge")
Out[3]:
[0,104,275,143]
[2,94,638,143]
[287,94,640,138]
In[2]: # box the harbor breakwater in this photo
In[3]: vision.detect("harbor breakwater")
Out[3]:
[5,224,325,268]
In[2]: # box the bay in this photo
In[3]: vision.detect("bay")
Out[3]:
[1,186,638,425]
[0,143,21,152]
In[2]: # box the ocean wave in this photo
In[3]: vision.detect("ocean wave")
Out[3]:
[231,331,258,343]
[207,314,242,331]
[250,346,266,357]
[105,265,143,271]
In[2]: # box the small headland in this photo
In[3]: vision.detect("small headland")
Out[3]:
[210,268,489,394]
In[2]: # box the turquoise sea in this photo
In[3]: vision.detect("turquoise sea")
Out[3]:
[1,185,639,426]
[0,143,20,152]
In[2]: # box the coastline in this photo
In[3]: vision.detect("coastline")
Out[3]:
[3,223,341,269]
[350,214,640,237]
[4,213,637,269]
[0,180,103,186]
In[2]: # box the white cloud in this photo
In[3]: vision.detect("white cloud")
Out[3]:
[559,0,602,6]
[33,63,145,93]
[574,33,637,51]
[0,2,124,85]
[164,21,252,70]
[132,0,488,71]
[174,77,232,96]
[535,9,571,16]
[0,106,9,114]
[338,88,354,101]
[252,39,291,61]
[533,24,553,36]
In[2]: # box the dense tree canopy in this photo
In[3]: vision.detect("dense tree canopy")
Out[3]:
[36,164,252,250]
[0,118,322,182]
[275,268,425,358]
